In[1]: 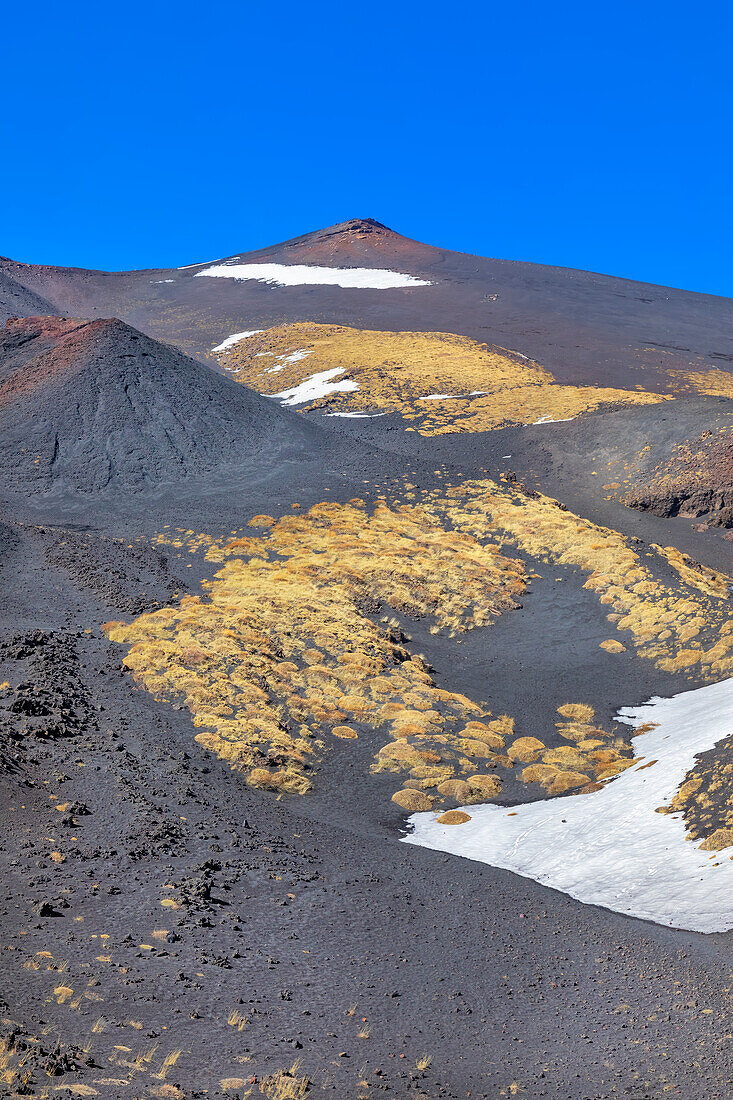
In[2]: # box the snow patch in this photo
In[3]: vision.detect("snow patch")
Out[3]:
[419,391,488,400]
[211,330,264,354]
[194,262,431,290]
[269,367,359,407]
[179,256,229,270]
[404,678,733,932]
[264,350,313,374]
[323,411,387,419]
[533,415,576,425]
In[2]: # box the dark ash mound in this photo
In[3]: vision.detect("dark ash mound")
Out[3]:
[0,315,337,494]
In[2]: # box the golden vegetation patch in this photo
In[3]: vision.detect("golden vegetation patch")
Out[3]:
[423,476,733,836]
[428,477,733,681]
[108,476,733,828]
[668,367,733,399]
[516,703,634,794]
[657,735,733,851]
[213,322,667,435]
[652,544,733,600]
[699,827,733,852]
[106,496,527,809]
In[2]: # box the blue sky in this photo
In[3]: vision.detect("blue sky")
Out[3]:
[4,2,732,296]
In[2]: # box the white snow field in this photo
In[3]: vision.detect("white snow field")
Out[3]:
[269,367,359,406]
[404,678,733,932]
[194,262,431,289]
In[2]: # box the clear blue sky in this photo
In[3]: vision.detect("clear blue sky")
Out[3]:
[4,1,732,296]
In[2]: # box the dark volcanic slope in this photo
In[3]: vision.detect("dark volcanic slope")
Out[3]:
[0,315,338,494]
[509,395,733,532]
[2,219,732,394]
[0,269,59,324]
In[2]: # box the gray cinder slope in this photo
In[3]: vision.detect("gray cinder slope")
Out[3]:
[0,315,336,493]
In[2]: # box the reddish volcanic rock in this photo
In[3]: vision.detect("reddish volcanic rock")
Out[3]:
[625,425,733,528]
[242,217,444,269]
[0,317,104,406]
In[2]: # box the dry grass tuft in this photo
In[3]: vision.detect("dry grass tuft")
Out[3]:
[259,1060,310,1098]
[466,774,502,800]
[557,703,595,722]
[332,725,358,739]
[437,810,472,825]
[392,788,433,812]
[508,737,545,763]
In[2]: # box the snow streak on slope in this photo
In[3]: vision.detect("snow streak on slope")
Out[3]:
[269,367,359,406]
[194,262,432,289]
[405,678,733,933]
[211,330,264,353]
[324,411,386,419]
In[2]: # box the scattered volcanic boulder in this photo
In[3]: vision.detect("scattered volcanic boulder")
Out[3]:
[0,315,332,494]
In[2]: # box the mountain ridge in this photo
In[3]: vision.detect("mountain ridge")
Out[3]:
[1,217,731,298]
[0,219,730,399]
